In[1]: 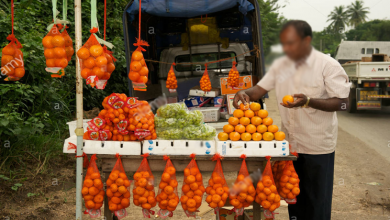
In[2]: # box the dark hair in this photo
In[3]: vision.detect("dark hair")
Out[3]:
[280,20,312,39]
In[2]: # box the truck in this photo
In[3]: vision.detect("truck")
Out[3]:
[335,40,390,64]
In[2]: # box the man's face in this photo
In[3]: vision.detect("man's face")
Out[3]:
[280,26,311,61]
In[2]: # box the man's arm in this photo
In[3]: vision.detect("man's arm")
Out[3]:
[233,85,268,109]
[281,93,349,112]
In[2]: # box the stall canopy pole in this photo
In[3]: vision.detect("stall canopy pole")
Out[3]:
[74,0,83,219]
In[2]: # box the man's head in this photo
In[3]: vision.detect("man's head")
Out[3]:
[280,20,312,61]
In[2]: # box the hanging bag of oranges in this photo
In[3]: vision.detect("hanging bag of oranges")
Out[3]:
[227,61,239,88]
[106,154,131,219]
[133,154,157,217]
[272,161,286,189]
[59,25,74,63]
[277,153,300,204]
[1,0,25,81]
[180,154,206,217]
[156,156,179,218]
[82,154,104,218]
[229,154,256,218]
[255,156,281,219]
[166,63,177,92]
[205,154,229,217]
[200,64,212,92]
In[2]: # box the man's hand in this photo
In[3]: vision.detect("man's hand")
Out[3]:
[280,93,307,108]
[233,90,250,109]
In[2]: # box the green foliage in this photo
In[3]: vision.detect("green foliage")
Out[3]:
[345,20,390,41]
[346,0,369,28]
[327,6,349,33]
[11,183,22,191]
[312,27,344,57]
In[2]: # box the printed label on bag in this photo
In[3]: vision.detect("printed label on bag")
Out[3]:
[117,119,129,135]
[86,75,98,87]
[88,131,100,140]
[114,209,127,219]
[133,82,147,91]
[169,89,176,93]
[87,117,105,131]
[157,209,173,219]
[95,80,107,90]
[99,130,110,141]
[107,94,125,109]
[126,97,141,109]
[85,209,101,218]
[142,209,155,218]
[134,129,151,139]
[263,210,275,219]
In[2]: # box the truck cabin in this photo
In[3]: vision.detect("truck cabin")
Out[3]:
[335,40,390,64]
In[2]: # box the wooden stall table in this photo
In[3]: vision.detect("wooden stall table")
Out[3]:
[100,155,297,220]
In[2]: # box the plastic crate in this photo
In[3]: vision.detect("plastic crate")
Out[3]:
[142,139,215,155]
[216,139,289,157]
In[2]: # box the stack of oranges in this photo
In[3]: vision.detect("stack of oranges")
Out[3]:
[133,171,156,210]
[255,175,281,212]
[277,161,300,200]
[1,40,25,81]
[156,158,179,212]
[180,163,205,213]
[227,63,239,88]
[43,25,68,69]
[77,43,111,81]
[128,50,148,84]
[166,67,177,90]
[205,172,229,209]
[200,69,212,92]
[218,102,286,142]
[106,170,131,211]
[82,156,104,211]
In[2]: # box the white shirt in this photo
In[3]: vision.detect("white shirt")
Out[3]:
[258,48,351,154]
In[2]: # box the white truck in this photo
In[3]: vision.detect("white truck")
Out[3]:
[342,61,390,112]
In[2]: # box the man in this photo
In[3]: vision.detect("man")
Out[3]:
[234,20,351,220]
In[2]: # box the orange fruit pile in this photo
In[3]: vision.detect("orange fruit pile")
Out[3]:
[277,161,300,200]
[1,42,25,81]
[200,71,211,92]
[180,166,205,213]
[43,25,68,69]
[166,68,177,89]
[133,171,156,210]
[128,50,148,84]
[255,175,281,212]
[229,174,256,209]
[82,166,104,210]
[106,170,131,211]
[227,67,239,88]
[205,172,229,209]
[218,102,286,141]
[156,165,179,211]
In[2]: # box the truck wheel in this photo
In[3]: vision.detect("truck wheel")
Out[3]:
[347,88,356,113]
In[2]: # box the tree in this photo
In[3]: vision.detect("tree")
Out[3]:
[346,19,390,41]
[327,6,349,33]
[347,0,369,28]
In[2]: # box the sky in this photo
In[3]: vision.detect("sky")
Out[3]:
[278,0,389,32]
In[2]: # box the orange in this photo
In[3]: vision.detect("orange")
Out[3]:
[46,59,56,67]
[51,35,65,47]
[168,199,178,208]
[275,131,286,141]
[250,102,261,111]
[2,45,15,55]
[256,125,267,133]
[292,187,300,195]
[92,67,105,79]
[107,62,115,73]
[1,66,14,75]
[77,47,90,59]
[14,68,25,78]
[138,178,147,187]
[186,175,196,184]
[262,117,273,126]
[274,194,281,203]
[93,179,103,188]
[130,61,142,72]
[89,45,103,57]
[139,76,148,83]
[257,192,266,201]
[94,194,104,203]
[261,200,271,209]
[182,184,190,193]
[268,125,278,133]
[211,194,221,203]
[230,199,240,207]
[164,186,174,195]
[1,55,13,66]
[269,185,277,193]
[55,58,68,68]
[244,110,255,118]
[83,57,95,69]
[263,179,272,188]
[246,124,256,133]
[223,124,234,133]
[132,51,144,61]
[239,117,250,126]
[128,71,140,81]
[118,186,127,194]
[235,125,246,133]
[257,110,268,118]
[241,133,251,141]
[108,203,117,211]
[109,172,119,181]
[95,56,108,67]
[269,203,278,212]
[161,173,171,182]
[44,48,55,59]
[89,187,99,196]
[139,66,149,76]
[190,182,198,191]
[81,187,89,195]
[218,132,229,141]
[186,199,196,208]
[252,133,262,141]
[84,179,93,187]
[228,117,239,126]
[263,132,274,141]
[181,195,189,204]
[42,36,54,48]
[250,116,262,125]
[283,95,294,105]
[86,200,95,209]
[240,103,249,110]
[81,68,91,79]
[233,109,244,118]
[229,132,241,141]
[54,47,66,58]
[121,198,130,207]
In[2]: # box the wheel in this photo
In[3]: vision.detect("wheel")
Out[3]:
[347,88,356,113]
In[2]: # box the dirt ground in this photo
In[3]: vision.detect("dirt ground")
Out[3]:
[1,90,390,220]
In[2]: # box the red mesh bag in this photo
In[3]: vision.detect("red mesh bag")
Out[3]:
[43,24,68,74]
[82,155,104,218]
[229,154,255,218]
[277,154,300,204]
[205,154,229,216]
[57,24,74,62]
[128,40,149,91]
[180,154,206,218]
[200,64,211,92]
[1,35,24,81]
[105,154,131,218]
[166,63,177,91]
[255,156,281,219]
[156,155,179,218]
[133,154,156,218]
[67,143,90,168]
[227,61,239,88]
[272,161,286,186]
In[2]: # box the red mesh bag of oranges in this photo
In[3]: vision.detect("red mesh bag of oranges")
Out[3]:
[227,61,239,88]
[277,155,300,204]
[128,40,149,91]
[106,154,131,218]
[57,24,74,63]
[199,64,211,92]
[229,155,256,217]
[272,161,286,187]
[133,154,156,218]
[166,63,177,92]
[127,100,157,141]
[1,34,24,81]
[255,156,281,219]
[205,154,229,216]
[82,154,104,218]
[180,154,206,217]
[156,156,179,218]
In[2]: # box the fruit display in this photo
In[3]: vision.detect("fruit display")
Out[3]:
[128,50,149,86]
[218,102,286,141]
[199,65,211,92]
[180,154,206,217]
[133,154,156,216]
[155,103,216,140]
[43,24,69,70]
[205,154,229,211]
[82,155,104,216]
[229,155,255,217]
[227,61,239,88]
[255,156,281,218]
[276,160,300,203]
[1,35,24,81]
[166,63,177,90]
[106,155,131,213]
[156,156,179,217]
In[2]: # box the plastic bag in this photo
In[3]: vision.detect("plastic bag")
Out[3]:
[199,64,211,92]
[229,155,255,217]
[156,156,179,218]
[82,155,104,218]
[133,154,156,218]
[106,154,131,218]
[205,154,229,215]
[180,154,206,217]
[183,124,216,140]
[43,24,68,73]
[156,128,183,140]
[127,100,157,141]
[1,35,24,81]
[155,110,203,129]
[255,156,281,219]
[156,103,188,119]
[166,63,177,91]
[227,61,239,88]
[277,160,300,204]
[128,41,149,90]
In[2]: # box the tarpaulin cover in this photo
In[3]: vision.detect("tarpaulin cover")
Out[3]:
[126,0,254,22]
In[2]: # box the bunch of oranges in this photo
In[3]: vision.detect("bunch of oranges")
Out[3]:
[227,65,239,88]
[180,165,206,213]
[218,102,286,142]
[128,50,148,84]
[127,100,157,141]
[82,158,104,211]
[133,171,156,210]
[229,174,256,210]
[77,43,112,81]
[106,170,131,211]
[1,41,24,81]
[42,25,69,69]
[255,175,281,212]
[277,161,300,200]
[200,71,212,92]
[205,172,229,209]
[59,25,74,62]
[166,68,177,90]
[156,161,179,212]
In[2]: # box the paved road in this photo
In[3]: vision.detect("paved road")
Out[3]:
[337,108,390,163]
